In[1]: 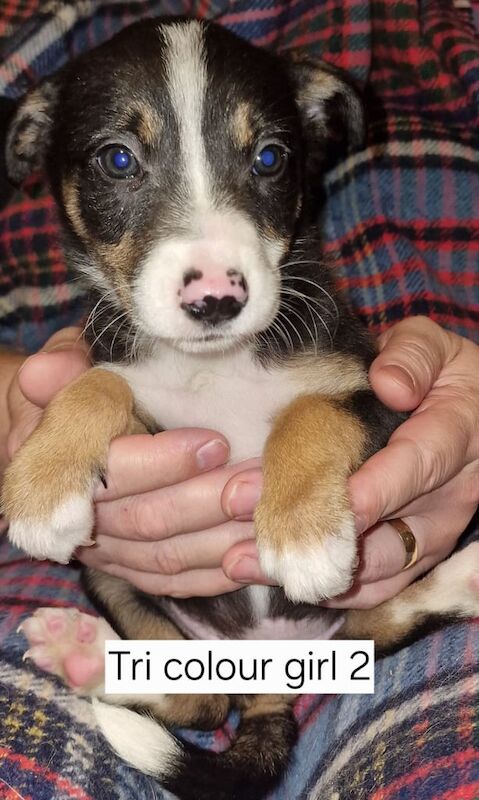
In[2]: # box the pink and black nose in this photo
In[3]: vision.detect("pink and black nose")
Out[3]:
[180,268,248,326]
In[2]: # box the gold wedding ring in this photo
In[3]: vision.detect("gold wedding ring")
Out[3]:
[389,518,418,571]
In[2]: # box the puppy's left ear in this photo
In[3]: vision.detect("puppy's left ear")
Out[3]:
[287,55,365,171]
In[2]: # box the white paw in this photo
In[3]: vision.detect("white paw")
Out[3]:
[430,542,479,618]
[259,517,357,604]
[19,607,116,692]
[8,494,94,564]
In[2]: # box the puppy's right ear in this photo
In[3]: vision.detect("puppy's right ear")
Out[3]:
[6,76,60,186]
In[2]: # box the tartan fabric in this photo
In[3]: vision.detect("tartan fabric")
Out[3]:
[0,1,478,799]
[1,0,478,351]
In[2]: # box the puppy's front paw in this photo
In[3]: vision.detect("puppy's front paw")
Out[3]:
[255,494,358,604]
[2,429,99,563]
[7,495,94,564]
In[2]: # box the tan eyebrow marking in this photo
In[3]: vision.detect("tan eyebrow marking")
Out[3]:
[230,101,255,149]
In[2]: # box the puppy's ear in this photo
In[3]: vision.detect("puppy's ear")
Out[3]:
[6,76,60,185]
[287,55,365,172]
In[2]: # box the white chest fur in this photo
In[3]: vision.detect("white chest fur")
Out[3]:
[104,346,304,461]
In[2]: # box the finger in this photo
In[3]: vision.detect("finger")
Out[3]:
[18,327,90,408]
[7,327,90,456]
[6,385,43,458]
[94,431,231,501]
[78,520,254,574]
[223,539,275,585]
[333,464,479,604]
[222,460,478,582]
[350,400,471,532]
[370,316,460,411]
[95,460,260,539]
[222,524,418,586]
[358,460,479,572]
[320,554,439,609]
[77,557,243,598]
[354,521,419,583]
[221,465,263,520]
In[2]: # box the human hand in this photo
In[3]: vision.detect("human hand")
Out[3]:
[222,317,479,608]
[7,326,256,597]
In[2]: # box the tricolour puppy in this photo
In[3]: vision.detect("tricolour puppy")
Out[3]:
[3,18,479,800]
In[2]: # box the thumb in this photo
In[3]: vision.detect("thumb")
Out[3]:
[369,316,460,411]
[18,326,90,407]
[7,327,90,457]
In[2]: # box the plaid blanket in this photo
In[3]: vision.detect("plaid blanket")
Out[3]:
[0,1,479,799]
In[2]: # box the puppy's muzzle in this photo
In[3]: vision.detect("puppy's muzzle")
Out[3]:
[180,267,248,326]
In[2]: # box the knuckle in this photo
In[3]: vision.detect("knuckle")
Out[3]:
[360,544,391,581]
[125,496,151,537]
[125,496,161,538]
[400,435,448,493]
[127,494,177,540]
[149,573,193,598]
[153,538,185,576]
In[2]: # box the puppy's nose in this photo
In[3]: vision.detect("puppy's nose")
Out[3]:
[180,268,248,326]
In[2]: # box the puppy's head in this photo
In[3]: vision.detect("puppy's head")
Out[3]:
[6,18,363,354]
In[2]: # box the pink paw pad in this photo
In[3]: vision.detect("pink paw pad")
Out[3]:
[18,607,106,692]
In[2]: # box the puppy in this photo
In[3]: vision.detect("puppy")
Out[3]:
[3,17,479,800]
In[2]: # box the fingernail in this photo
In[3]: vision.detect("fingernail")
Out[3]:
[380,364,415,393]
[196,439,229,470]
[226,556,263,583]
[226,479,262,519]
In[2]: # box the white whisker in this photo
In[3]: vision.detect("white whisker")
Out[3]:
[88,310,130,356]
[280,288,334,348]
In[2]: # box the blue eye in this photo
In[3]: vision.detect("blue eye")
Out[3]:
[97,145,139,179]
[252,144,288,177]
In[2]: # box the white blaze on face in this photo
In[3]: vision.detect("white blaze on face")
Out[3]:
[160,20,210,210]
[132,22,283,350]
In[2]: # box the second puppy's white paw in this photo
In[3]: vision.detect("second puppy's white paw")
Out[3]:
[8,494,95,564]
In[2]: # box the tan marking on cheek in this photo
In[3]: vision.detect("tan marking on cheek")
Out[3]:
[231,101,255,149]
[62,176,90,241]
[97,232,136,308]
[264,225,287,243]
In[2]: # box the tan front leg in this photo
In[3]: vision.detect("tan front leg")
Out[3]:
[255,394,366,603]
[2,368,139,563]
